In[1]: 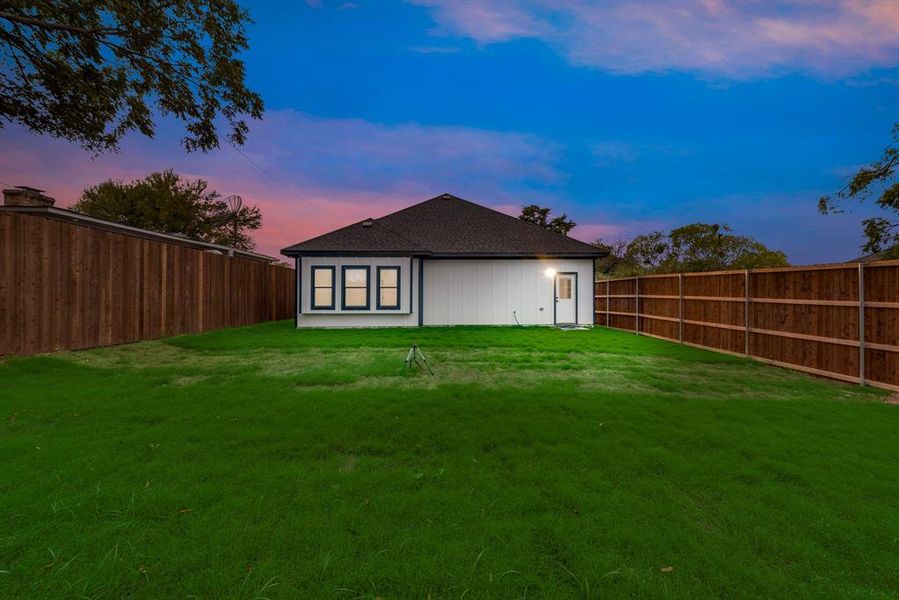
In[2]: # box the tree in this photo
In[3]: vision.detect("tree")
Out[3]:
[819,123,899,258]
[519,204,577,236]
[0,1,263,153]
[210,195,262,251]
[73,170,262,250]
[594,223,788,278]
[624,231,670,271]
[664,223,788,272]
[593,238,647,278]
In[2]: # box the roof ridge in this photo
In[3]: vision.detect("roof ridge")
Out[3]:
[345,193,577,245]
[287,193,456,243]
[365,192,455,223]
[281,193,606,257]
[438,193,599,251]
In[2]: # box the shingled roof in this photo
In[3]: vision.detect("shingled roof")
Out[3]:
[281,193,604,258]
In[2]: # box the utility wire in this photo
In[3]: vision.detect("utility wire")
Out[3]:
[227,142,293,196]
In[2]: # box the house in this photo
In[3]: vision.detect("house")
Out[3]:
[281,194,604,327]
[847,244,899,263]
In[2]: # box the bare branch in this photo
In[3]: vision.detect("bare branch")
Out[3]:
[0,11,123,36]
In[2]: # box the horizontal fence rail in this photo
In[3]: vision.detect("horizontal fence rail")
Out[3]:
[1,211,295,356]
[595,261,899,392]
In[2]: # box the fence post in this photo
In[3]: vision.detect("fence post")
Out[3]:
[197,251,204,331]
[160,244,167,335]
[678,273,684,344]
[634,277,640,335]
[858,262,865,386]
[605,279,610,327]
[744,269,750,357]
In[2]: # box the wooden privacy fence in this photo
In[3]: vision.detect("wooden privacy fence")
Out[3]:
[0,211,295,356]
[595,261,899,391]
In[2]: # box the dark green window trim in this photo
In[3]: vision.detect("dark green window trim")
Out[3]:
[341,265,371,310]
[310,265,335,310]
[376,266,401,310]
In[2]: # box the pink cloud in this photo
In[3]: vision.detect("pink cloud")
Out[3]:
[412,0,899,78]
[415,0,550,43]
[573,219,668,244]
[0,111,565,258]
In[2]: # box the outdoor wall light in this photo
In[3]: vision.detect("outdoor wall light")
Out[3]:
[544,267,557,278]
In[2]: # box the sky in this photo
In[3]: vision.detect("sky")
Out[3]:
[2,0,898,263]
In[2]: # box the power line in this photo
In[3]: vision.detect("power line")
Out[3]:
[227,142,293,196]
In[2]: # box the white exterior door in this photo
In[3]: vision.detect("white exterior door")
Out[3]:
[555,273,576,324]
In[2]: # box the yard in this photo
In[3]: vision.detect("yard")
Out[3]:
[2,322,897,598]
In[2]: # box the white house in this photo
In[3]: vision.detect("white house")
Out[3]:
[281,194,604,327]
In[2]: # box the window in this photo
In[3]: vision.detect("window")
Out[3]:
[377,266,400,309]
[310,266,335,309]
[342,266,370,310]
[557,277,572,300]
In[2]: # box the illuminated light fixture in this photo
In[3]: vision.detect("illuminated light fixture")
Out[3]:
[544,267,556,279]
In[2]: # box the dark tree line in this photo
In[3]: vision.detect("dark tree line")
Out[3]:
[594,223,788,278]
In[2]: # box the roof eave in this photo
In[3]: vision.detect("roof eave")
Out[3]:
[428,251,607,259]
[280,248,431,258]
[280,249,607,259]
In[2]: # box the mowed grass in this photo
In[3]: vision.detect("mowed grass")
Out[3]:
[1,322,898,598]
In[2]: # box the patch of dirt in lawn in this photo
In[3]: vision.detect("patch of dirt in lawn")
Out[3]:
[60,339,870,400]
[64,343,379,378]
[885,393,899,405]
[64,341,228,370]
[167,375,208,387]
[340,453,357,472]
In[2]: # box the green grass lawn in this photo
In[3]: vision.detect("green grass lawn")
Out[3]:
[2,322,898,598]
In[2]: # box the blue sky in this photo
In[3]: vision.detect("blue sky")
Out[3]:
[2,0,898,262]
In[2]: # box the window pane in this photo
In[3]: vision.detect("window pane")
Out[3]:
[558,278,572,300]
[380,288,398,307]
[345,287,367,307]
[314,288,332,307]
[380,268,398,287]
[313,268,332,287]
[345,268,367,287]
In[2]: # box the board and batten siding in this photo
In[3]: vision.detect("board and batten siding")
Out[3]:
[294,257,595,327]
[422,259,595,326]
[296,256,420,327]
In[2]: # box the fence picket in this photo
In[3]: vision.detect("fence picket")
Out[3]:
[597,263,899,392]
[0,212,295,356]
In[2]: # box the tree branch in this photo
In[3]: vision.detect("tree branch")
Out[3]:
[0,11,123,37]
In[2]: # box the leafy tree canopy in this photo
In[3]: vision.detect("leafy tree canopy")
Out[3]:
[819,123,899,258]
[594,223,788,278]
[73,170,262,251]
[0,1,263,153]
[519,204,577,236]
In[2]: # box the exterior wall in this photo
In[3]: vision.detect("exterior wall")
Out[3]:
[422,258,595,326]
[296,256,420,328]
[294,256,595,328]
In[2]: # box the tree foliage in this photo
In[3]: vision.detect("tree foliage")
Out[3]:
[519,204,577,236]
[819,123,899,258]
[0,1,263,153]
[73,170,262,251]
[593,238,640,278]
[594,223,788,278]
